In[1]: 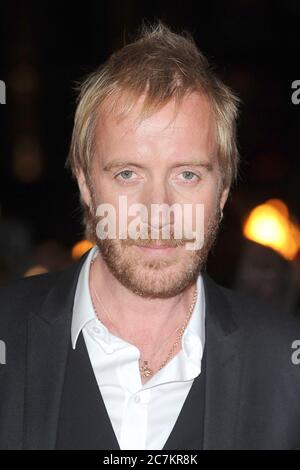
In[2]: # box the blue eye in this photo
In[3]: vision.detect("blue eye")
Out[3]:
[182,171,197,180]
[118,170,133,180]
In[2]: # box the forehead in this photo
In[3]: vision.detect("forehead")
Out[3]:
[94,91,216,161]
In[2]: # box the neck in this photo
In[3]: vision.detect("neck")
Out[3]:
[89,252,197,342]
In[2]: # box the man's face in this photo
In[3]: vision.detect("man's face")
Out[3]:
[78,91,229,298]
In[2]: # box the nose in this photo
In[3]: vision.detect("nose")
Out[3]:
[141,179,174,232]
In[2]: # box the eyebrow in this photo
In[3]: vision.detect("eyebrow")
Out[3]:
[103,161,145,171]
[102,159,214,172]
[172,161,214,171]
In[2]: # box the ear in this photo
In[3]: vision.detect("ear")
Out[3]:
[76,168,92,207]
[219,185,230,212]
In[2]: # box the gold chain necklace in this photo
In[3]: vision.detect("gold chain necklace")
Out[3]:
[89,257,198,379]
[138,286,198,379]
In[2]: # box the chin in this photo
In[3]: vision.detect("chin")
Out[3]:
[125,264,196,299]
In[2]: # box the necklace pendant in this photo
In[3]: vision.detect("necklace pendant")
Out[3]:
[140,361,153,378]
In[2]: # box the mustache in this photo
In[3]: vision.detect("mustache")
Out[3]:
[121,229,196,248]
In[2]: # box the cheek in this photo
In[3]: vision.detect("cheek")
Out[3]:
[201,181,221,219]
[203,200,218,225]
[92,178,120,209]
[192,194,218,227]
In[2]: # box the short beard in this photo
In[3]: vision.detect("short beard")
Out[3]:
[88,200,222,299]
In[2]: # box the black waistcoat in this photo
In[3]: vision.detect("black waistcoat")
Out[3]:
[55,331,206,450]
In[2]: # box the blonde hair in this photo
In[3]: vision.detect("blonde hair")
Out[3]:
[66,20,240,238]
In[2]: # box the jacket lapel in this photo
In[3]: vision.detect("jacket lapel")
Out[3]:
[55,331,120,450]
[23,250,91,449]
[162,272,243,450]
[201,272,244,450]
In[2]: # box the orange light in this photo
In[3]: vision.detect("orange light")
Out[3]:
[243,199,300,260]
[72,240,94,260]
[23,265,48,277]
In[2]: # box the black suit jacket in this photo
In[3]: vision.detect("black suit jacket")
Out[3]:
[0,248,300,450]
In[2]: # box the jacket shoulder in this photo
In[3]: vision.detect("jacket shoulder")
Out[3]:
[219,282,299,326]
[0,271,63,323]
[203,272,300,338]
[213,280,300,354]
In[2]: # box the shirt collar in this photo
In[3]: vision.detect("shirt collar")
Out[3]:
[182,273,205,365]
[71,245,205,366]
[71,245,99,349]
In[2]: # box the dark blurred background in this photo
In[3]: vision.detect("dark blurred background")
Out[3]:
[0,0,300,314]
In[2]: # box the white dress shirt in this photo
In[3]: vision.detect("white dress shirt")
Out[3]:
[71,245,205,450]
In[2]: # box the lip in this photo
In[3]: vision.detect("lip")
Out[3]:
[139,246,175,250]
[134,244,178,254]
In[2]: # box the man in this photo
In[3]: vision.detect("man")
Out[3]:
[0,21,299,450]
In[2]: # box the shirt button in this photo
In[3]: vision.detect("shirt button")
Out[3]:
[92,327,100,334]
[134,394,141,404]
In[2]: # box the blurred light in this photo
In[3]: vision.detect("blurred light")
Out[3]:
[10,64,39,95]
[24,265,48,277]
[243,199,300,260]
[72,240,93,260]
[13,136,43,183]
